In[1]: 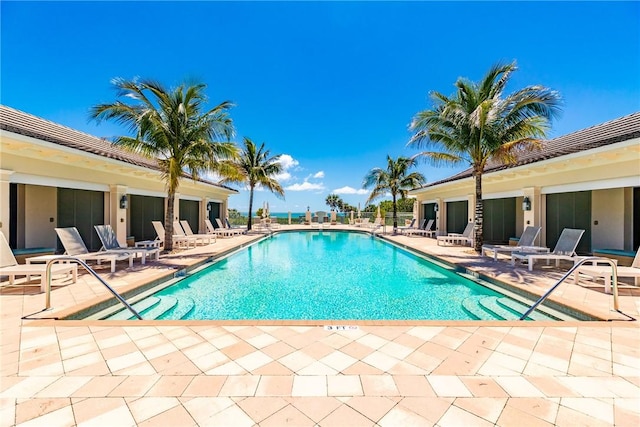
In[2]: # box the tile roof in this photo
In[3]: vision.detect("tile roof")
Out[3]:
[415,111,640,188]
[0,105,237,192]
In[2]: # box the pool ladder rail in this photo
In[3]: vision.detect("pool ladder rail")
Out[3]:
[43,257,142,320]
[519,256,633,321]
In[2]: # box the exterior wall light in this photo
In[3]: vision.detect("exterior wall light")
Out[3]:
[522,196,531,211]
[119,195,128,209]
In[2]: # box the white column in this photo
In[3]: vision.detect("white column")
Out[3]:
[0,170,14,242]
[109,185,128,245]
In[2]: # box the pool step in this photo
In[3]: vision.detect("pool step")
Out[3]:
[159,296,195,320]
[139,296,179,320]
[496,297,557,321]
[106,296,160,320]
[478,296,517,320]
[461,296,498,320]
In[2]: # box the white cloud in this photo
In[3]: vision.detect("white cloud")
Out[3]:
[278,154,299,170]
[274,154,300,182]
[313,171,325,179]
[285,181,326,191]
[274,171,293,182]
[333,186,369,195]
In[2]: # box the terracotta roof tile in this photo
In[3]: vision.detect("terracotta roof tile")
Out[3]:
[0,105,237,192]
[416,111,640,188]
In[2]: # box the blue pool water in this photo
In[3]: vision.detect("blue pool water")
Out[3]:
[128,230,536,321]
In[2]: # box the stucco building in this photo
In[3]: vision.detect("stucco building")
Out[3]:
[0,105,238,252]
[409,112,640,254]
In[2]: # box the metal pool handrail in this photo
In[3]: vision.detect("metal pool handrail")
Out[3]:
[519,256,618,320]
[44,257,142,320]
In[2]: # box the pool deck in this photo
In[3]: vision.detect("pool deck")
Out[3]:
[1,225,639,426]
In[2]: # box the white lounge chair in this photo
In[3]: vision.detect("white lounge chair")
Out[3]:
[0,233,77,291]
[94,225,160,264]
[27,227,134,273]
[397,218,417,234]
[367,217,383,232]
[355,218,370,228]
[482,226,546,261]
[437,222,474,246]
[405,219,436,237]
[226,218,247,233]
[264,217,282,229]
[215,218,245,236]
[152,221,197,249]
[575,247,640,293]
[511,228,585,271]
[178,221,215,245]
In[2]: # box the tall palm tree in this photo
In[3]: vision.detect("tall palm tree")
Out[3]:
[90,78,236,251]
[325,194,340,211]
[220,137,285,231]
[363,156,425,233]
[408,62,561,251]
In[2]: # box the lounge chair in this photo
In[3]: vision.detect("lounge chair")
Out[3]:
[481,226,546,261]
[405,219,436,237]
[178,221,215,245]
[437,222,474,246]
[268,217,282,229]
[152,221,197,249]
[204,219,229,237]
[367,217,383,232]
[355,218,370,228]
[214,218,245,236]
[397,218,417,234]
[0,233,77,291]
[511,228,585,271]
[94,225,160,264]
[226,218,247,233]
[27,227,134,273]
[575,247,640,293]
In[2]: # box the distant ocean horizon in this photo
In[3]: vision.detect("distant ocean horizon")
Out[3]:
[238,212,306,219]
[238,211,349,219]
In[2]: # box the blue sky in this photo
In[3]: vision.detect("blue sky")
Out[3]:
[2,1,639,213]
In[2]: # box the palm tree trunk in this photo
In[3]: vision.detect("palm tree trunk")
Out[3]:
[473,168,483,252]
[247,187,254,231]
[392,193,398,233]
[165,188,175,251]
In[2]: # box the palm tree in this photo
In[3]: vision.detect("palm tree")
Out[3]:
[408,62,561,251]
[90,78,236,251]
[325,194,340,211]
[363,156,425,233]
[220,137,285,231]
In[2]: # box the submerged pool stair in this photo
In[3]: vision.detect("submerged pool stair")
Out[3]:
[105,295,195,320]
[462,296,557,321]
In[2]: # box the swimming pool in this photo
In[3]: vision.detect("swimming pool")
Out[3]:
[104,231,562,321]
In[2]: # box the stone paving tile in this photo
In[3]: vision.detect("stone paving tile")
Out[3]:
[2,232,640,425]
[345,396,396,423]
[439,404,495,426]
[137,404,197,427]
[453,396,508,424]
[260,403,316,426]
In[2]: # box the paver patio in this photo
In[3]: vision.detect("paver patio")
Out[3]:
[1,225,639,426]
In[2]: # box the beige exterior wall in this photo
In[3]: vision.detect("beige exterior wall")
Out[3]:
[0,129,238,249]
[410,138,640,251]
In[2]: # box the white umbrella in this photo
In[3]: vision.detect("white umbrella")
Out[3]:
[357,202,361,218]
[266,202,269,217]
[376,205,381,220]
